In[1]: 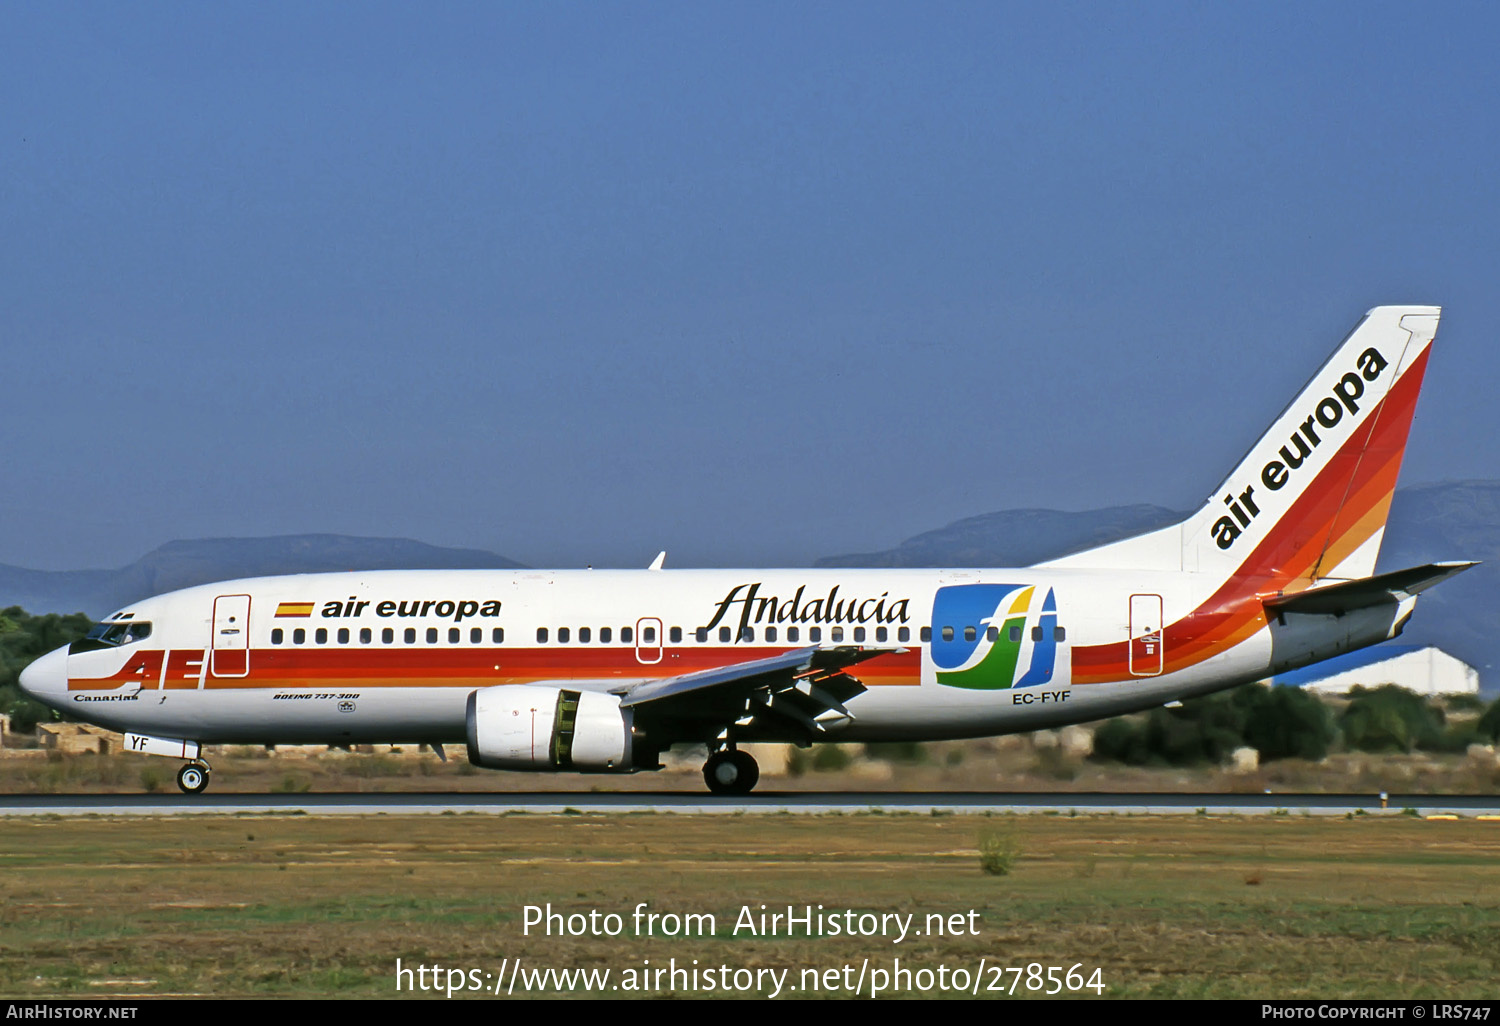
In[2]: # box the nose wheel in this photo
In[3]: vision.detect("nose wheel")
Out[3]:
[176,761,211,795]
[703,749,759,795]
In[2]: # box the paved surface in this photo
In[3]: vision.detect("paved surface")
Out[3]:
[3,791,1499,816]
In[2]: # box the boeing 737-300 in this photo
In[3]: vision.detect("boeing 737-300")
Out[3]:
[19,305,1473,794]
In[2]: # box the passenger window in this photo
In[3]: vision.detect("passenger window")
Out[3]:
[787,626,799,642]
[988,626,999,642]
[809,627,822,642]
[854,627,865,642]
[579,627,591,643]
[941,626,954,642]
[360,627,372,644]
[382,628,394,644]
[1031,626,1042,642]
[337,628,349,644]
[830,627,843,642]
[537,628,548,643]
[719,627,731,643]
[765,626,777,642]
[315,628,328,644]
[601,627,612,643]
[875,626,886,642]
[1009,626,1021,643]
[272,628,283,645]
[493,628,505,644]
[404,628,416,644]
[426,628,437,644]
[963,626,975,642]
[920,627,931,642]
[1055,626,1067,642]
[670,626,682,644]
[898,627,910,643]
[621,627,633,643]
[643,626,656,643]
[739,627,753,642]
[450,628,461,644]
[293,628,306,644]
[559,627,570,643]
[470,627,481,643]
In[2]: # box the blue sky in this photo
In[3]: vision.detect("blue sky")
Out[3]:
[3,2,1498,571]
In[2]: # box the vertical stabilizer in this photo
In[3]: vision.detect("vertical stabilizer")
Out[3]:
[1041,306,1439,588]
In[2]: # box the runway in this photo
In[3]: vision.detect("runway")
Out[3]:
[4,790,1500,817]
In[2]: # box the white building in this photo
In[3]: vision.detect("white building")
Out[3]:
[1267,644,1479,696]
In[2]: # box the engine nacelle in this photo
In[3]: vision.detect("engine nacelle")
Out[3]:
[465,684,633,772]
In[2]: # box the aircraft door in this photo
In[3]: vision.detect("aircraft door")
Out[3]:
[211,594,252,678]
[1128,593,1164,677]
[635,617,662,665]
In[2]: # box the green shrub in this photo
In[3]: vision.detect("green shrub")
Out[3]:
[1340,685,1445,753]
[864,741,928,763]
[978,830,1020,876]
[1090,717,1148,764]
[785,747,809,776]
[1238,685,1335,761]
[1477,699,1500,743]
[1089,684,1335,766]
[1445,693,1487,714]
[0,607,95,733]
[811,745,852,771]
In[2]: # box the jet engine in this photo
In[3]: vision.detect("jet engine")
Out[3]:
[465,684,633,772]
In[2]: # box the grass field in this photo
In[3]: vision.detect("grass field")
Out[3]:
[1,812,1496,999]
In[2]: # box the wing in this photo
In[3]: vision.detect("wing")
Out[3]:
[614,645,901,744]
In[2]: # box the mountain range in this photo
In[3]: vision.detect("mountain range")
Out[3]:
[3,481,1493,685]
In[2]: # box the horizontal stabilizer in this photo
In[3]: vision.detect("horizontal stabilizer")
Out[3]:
[1263,561,1477,618]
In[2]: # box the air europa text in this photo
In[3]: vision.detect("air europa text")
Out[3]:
[1213,346,1389,550]
[317,597,503,622]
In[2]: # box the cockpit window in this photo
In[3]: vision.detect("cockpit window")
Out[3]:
[70,621,153,653]
[92,621,152,645]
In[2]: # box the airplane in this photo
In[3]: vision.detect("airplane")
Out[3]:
[19,305,1474,795]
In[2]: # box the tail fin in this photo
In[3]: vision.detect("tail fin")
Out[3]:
[1042,305,1439,587]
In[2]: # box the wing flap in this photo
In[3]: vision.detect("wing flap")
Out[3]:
[617,645,902,741]
[618,645,894,708]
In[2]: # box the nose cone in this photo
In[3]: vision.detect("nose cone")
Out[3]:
[19,645,69,706]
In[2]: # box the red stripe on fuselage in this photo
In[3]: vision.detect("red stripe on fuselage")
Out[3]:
[69,646,924,691]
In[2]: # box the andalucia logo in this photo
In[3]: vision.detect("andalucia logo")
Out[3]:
[930,584,1060,690]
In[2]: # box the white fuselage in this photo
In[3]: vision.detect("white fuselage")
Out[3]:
[25,564,1391,753]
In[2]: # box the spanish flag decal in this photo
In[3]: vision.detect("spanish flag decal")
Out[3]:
[275,602,315,618]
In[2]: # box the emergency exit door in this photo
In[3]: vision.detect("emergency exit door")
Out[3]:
[211,594,251,678]
[1129,593,1163,677]
[635,617,663,664]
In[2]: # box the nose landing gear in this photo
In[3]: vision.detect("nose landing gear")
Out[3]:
[176,760,211,795]
[702,748,759,795]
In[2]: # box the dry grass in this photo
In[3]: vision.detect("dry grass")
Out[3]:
[0,813,1496,998]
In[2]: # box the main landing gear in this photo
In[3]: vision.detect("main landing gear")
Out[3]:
[176,760,211,795]
[702,748,759,796]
